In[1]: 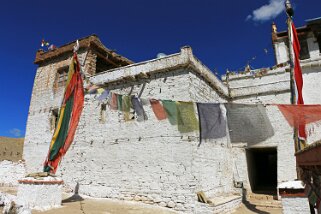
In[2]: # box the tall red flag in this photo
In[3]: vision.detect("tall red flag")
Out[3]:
[290,21,306,140]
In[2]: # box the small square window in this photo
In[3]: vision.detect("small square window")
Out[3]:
[50,108,59,131]
[99,104,107,123]
[54,66,69,89]
[299,38,310,60]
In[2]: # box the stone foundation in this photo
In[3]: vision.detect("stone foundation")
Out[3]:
[17,176,63,210]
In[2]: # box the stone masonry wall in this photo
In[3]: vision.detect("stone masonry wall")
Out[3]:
[23,43,321,212]
[0,160,25,186]
[24,51,89,172]
[281,197,310,214]
[226,63,321,192]
[24,66,235,213]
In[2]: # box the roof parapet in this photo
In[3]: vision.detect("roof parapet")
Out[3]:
[34,35,133,66]
[90,46,229,99]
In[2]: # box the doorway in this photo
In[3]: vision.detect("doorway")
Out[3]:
[246,147,277,194]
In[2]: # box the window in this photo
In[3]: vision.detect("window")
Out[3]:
[299,38,310,60]
[99,104,107,123]
[96,56,118,74]
[50,108,59,131]
[55,66,69,89]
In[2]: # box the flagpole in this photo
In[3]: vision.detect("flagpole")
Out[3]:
[285,0,299,152]
[285,0,303,182]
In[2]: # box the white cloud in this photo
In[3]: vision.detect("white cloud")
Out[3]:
[247,0,285,22]
[246,15,253,21]
[9,128,22,137]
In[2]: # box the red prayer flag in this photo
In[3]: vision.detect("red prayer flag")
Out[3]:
[150,99,167,120]
[290,21,306,140]
[278,105,321,127]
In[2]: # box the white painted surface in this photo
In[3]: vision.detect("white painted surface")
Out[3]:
[16,177,63,210]
[22,43,321,213]
[0,160,25,186]
[274,35,320,64]
[278,180,305,189]
[275,42,289,65]
[282,197,310,214]
[23,55,234,212]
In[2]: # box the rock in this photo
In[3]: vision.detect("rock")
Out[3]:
[176,202,185,210]
[158,202,166,207]
[167,201,176,208]
[133,195,141,201]
[176,195,185,203]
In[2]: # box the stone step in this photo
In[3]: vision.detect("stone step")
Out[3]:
[246,193,282,209]
[247,193,276,201]
[246,199,282,208]
[208,195,242,207]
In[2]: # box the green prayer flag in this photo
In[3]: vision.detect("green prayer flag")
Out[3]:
[49,95,74,160]
[122,95,131,121]
[122,95,131,112]
[177,101,199,133]
[117,94,123,111]
[162,100,178,125]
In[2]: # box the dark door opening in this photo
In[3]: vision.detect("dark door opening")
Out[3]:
[246,147,277,195]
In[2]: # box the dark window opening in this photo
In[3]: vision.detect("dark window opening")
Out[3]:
[246,147,277,195]
[50,108,59,131]
[96,56,117,74]
[99,104,107,123]
[299,38,310,60]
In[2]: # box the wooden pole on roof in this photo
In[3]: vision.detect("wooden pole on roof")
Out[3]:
[286,0,295,104]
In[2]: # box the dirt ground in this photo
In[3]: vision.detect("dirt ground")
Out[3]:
[33,194,177,214]
[0,189,283,214]
[32,195,282,214]
[233,203,282,214]
[1,201,283,214]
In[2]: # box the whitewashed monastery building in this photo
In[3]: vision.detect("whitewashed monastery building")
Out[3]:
[19,17,321,213]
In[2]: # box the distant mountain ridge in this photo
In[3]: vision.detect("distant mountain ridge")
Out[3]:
[0,137,24,162]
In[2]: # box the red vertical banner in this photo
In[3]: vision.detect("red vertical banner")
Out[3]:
[290,21,306,141]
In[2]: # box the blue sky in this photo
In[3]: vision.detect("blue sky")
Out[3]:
[0,0,320,137]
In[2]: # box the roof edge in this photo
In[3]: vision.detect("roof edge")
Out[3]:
[34,35,133,65]
[90,47,229,99]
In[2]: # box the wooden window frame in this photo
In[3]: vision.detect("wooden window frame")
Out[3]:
[55,66,69,90]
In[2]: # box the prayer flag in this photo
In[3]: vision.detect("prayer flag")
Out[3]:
[44,53,84,173]
[177,102,199,133]
[225,104,274,145]
[122,95,131,121]
[117,94,123,111]
[277,105,321,128]
[97,89,110,102]
[150,99,167,120]
[109,93,118,110]
[162,100,178,125]
[197,103,226,145]
[290,21,306,140]
[132,96,148,122]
